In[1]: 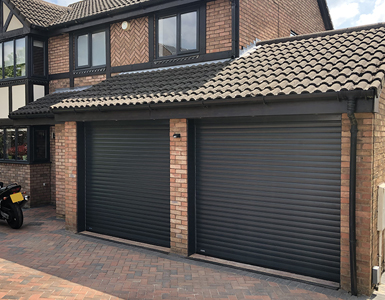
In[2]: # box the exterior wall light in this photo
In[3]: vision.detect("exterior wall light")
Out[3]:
[173,133,181,138]
[121,21,130,31]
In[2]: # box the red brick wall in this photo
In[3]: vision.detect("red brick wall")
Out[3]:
[49,78,70,94]
[0,164,30,207]
[0,163,52,208]
[372,89,385,288]
[74,75,106,87]
[50,126,56,205]
[170,119,188,255]
[64,122,77,232]
[30,164,51,206]
[206,0,232,54]
[239,0,326,48]
[341,113,374,296]
[48,34,70,75]
[55,123,65,217]
[111,18,149,67]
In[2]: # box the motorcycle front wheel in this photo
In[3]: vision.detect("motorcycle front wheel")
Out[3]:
[6,202,23,229]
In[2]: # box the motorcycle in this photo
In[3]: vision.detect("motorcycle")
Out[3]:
[0,182,29,229]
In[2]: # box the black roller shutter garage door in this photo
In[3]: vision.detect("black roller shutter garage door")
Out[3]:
[85,120,170,247]
[195,115,341,282]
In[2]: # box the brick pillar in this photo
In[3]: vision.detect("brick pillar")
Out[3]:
[50,126,56,205]
[170,119,188,255]
[340,113,374,295]
[64,122,77,232]
[55,124,65,217]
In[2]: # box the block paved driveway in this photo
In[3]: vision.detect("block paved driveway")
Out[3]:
[0,206,382,300]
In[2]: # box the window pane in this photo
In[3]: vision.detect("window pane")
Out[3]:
[77,34,88,67]
[34,129,47,160]
[158,16,177,57]
[92,31,106,66]
[0,44,2,78]
[6,128,15,159]
[4,41,14,78]
[33,40,44,76]
[17,128,27,161]
[0,129,3,159]
[181,11,197,51]
[15,38,26,77]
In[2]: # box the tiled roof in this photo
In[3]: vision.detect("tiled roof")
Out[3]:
[9,0,69,27]
[10,0,333,29]
[52,0,150,26]
[51,25,385,111]
[9,0,152,27]
[10,91,79,117]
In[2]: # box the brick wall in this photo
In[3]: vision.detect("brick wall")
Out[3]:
[372,89,385,287]
[0,164,30,207]
[206,0,232,54]
[74,75,106,87]
[170,119,188,255]
[55,123,65,217]
[0,163,52,208]
[48,34,70,75]
[49,78,70,94]
[341,113,374,295]
[64,122,77,232]
[239,0,326,49]
[111,17,149,67]
[50,126,56,205]
[30,164,51,206]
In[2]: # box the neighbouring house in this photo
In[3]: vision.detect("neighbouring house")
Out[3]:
[5,0,384,297]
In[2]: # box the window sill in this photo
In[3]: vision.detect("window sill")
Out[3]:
[155,51,200,62]
[0,76,27,83]
[0,160,51,165]
[73,66,106,76]
[0,160,30,165]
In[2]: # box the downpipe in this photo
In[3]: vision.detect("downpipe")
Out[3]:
[347,97,358,296]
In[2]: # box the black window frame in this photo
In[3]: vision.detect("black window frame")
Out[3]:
[75,28,107,70]
[0,126,30,163]
[1,36,27,80]
[0,126,50,164]
[31,38,46,78]
[30,126,50,163]
[156,7,201,59]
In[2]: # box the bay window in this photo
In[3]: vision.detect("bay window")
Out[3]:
[0,127,27,161]
[0,126,50,163]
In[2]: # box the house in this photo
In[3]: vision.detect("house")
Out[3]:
[5,0,383,297]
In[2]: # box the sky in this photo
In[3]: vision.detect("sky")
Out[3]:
[45,0,385,30]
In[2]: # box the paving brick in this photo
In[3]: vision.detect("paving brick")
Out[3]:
[0,206,379,300]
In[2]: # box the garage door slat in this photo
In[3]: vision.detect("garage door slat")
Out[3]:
[195,116,341,282]
[85,120,170,248]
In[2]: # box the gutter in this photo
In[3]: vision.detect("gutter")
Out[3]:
[230,0,240,58]
[9,113,54,120]
[316,0,334,30]
[50,89,376,114]
[347,95,358,296]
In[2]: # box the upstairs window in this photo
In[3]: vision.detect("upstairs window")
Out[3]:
[32,40,45,76]
[1,37,26,79]
[157,10,198,58]
[76,30,106,69]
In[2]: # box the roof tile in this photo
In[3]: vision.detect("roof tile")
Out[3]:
[12,25,385,117]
